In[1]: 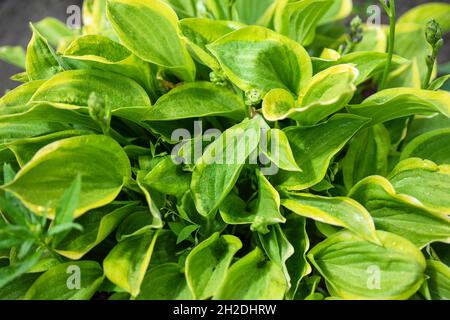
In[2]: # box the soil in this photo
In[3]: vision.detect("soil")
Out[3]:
[0,0,449,92]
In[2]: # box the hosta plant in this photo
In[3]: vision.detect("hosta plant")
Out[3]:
[0,0,449,301]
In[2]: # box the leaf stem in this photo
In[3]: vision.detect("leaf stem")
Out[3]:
[379,0,396,91]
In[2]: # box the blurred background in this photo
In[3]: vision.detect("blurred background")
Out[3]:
[1,0,449,92]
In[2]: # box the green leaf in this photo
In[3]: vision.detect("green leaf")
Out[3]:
[0,273,40,300]
[6,130,88,167]
[30,69,151,109]
[3,135,131,219]
[176,225,199,244]
[347,89,450,125]
[275,0,334,46]
[214,247,287,300]
[273,114,369,190]
[34,17,77,48]
[0,80,45,107]
[401,128,450,165]
[0,46,26,69]
[425,260,450,300]
[136,263,193,300]
[186,232,242,299]
[428,75,450,91]
[258,224,294,287]
[219,169,286,234]
[55,202,138,259]
[24,261,104,300]
[207,25,312,95]
[318,0,351,24]
[0,251,41,289]
[234,0,276,25]
[349,176,450,248]
[26,24,67,81]
[388,158,450,215]
[282,193,378,243]
[136,172,163,229]
[265,64,358,124]
[106,0,195,81]
[262,88,296,122]
[315,52,408,85]
[191,117,262,216]
[283,215,311,300]
[115,209,154,241]
[178,18,244,69]
[145,82,245,121]
[398,3,450,32]
[342,124,391,190]
[262,129,301,172]
[63,35,159,101]
[308,230,426,300]
[103,230,159,297]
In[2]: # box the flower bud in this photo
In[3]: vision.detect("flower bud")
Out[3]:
[245,89,262,106]
[426,19,443,48]
[88,92,111,134]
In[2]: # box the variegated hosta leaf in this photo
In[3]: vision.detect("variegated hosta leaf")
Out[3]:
[263,65,358,125]
[104,230,160,297]
[219,169,285,234]
[347,89,450,125]
[308,230,426,300]
[178,18,244,70]
[106,0,196,81]
[425,260,450,300]
[30,69,151,109]
[207,25,312,95]
[272,114,370,190]
[2,135,131,219]
[186,232,242,299]
[342,124,391,190]
[349,176,450,248]
[281,193,378,243]
[191,117,262,216]
[62,34,159,101]
[401,128,450,165]
[214,247,288,300]
[388,158,450,215]
[0,80,45,107]
[274,0,334,46]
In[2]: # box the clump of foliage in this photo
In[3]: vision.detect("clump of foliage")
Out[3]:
[0,0,449,300]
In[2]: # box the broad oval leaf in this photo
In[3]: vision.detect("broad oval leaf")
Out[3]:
[3,135,131,219]
[425,260,450,300]
[342,124,391,190]
[207,25,312,95]
[63,34,159,101]
[275,0,334,46]
[388,158,450,215]
[347,89,450,125]
[191,117,262,216]
[293,64,358,125]
[55,202,138,259]
[186,232,242,300]
[308,230,426,300]
[103,230,159,297]
[136,263,193,300]
[282,193,378,244]
[145,82,245,121]
[178,18,244,69]
[219,169,286,234]
[0,80,45,107]
[30,69,151,109]
[214,247,287,300]
[106,0,195,81]
[273,114,370,190]
[401,128,450,165]
[24,261,104,300]
[349,176,450,248]
[26,24,67,81]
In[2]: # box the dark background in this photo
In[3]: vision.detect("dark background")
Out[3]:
[1,0,449,92]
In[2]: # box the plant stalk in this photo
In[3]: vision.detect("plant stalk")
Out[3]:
[379,0,396,91]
